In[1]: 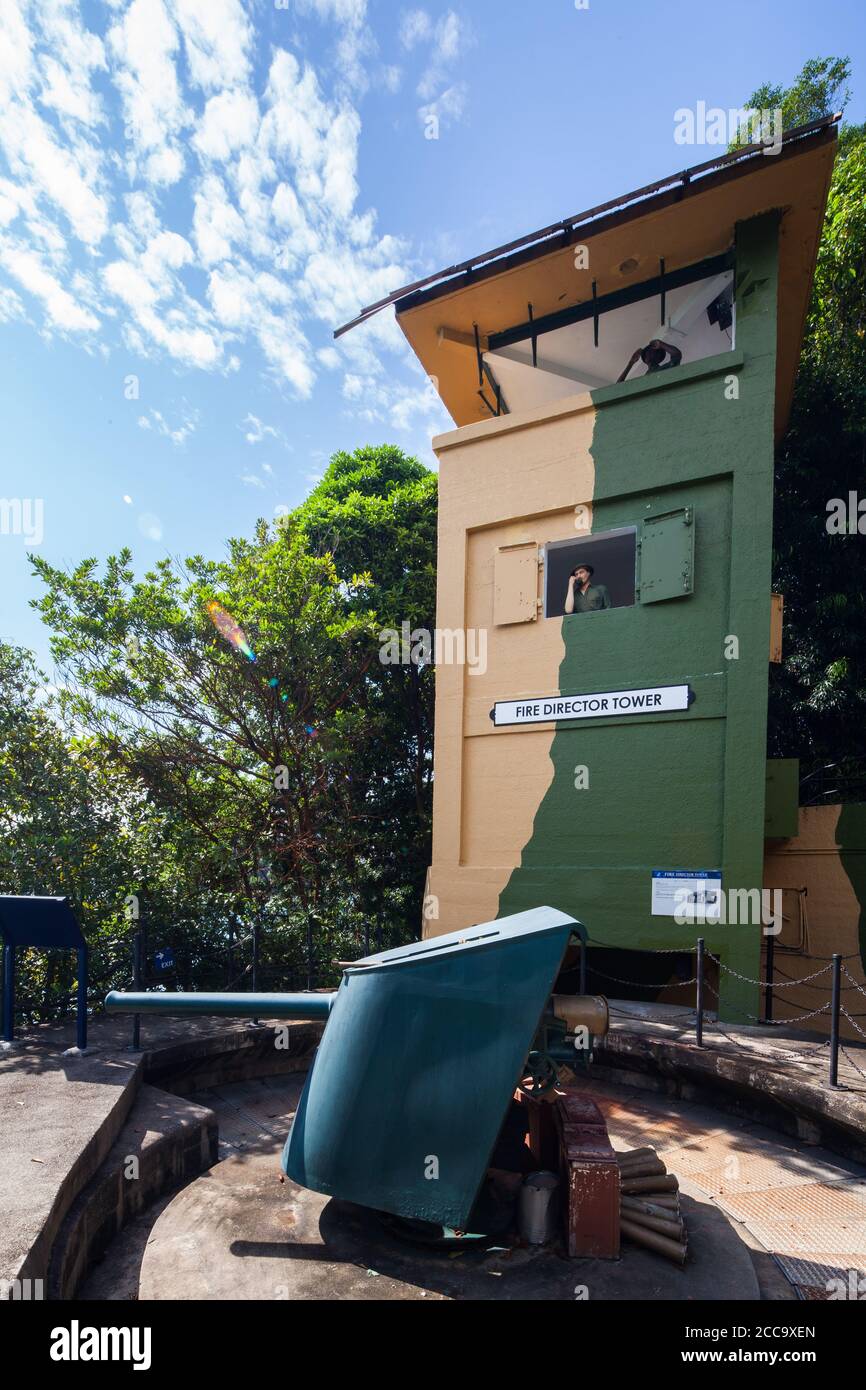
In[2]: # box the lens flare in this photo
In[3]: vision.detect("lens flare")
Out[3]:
[205,600,256,662]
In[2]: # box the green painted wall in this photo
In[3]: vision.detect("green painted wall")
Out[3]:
[499,212,781,1022]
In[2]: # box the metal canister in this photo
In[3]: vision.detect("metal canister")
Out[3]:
[518,1170,559,1244]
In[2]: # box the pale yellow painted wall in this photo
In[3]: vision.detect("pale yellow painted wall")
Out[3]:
[764,805,866,1041]
[425,393,597,937]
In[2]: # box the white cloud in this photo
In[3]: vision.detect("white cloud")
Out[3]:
[105,225,225,370]
[108,0,189,188]
[192,174,247,265]
[400,10,432,48]
[193,89,259,161]
[419,82,467,132]
[339,362,449,436]
[0,245,99,332]
[433,10,462,63]
[403,8,471,123]
[170,0,253,92]
[138,405,199,445]
[0,1,429,402]
[2,103,109,245]
[0,282,24,323]
[295,0,368,21]
[291,0,373,91]
[0,1,35,110]
[262,50,361,221]
[242,413,279,445]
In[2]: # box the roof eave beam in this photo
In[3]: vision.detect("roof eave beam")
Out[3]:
[487,250,734,353]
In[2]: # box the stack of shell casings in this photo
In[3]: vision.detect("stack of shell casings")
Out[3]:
[617,1147,687,1265]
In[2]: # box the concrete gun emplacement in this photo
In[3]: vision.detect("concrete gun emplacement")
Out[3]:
[106,907,608,1230]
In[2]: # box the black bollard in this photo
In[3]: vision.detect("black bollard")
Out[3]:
[829,953,842,1088]
[695,937,705,1048]
[764,930,775,1025]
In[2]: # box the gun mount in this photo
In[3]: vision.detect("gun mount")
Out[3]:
[106,906,607,1229]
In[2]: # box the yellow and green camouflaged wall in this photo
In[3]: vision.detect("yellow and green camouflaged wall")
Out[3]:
[426,212,784,1022]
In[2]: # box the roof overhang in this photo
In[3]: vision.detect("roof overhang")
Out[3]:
[339,118,838,441]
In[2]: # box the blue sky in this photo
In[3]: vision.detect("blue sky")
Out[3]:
[1,0,864,673]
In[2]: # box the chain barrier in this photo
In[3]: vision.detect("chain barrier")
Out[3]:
[588,937,691,954]
[841,964,866,998]
[705,952,832,989]
[841,1044,866,1082]
[773,964,866,996]
[590,966,698,989]
[580,938,866,1089]
[800,952,860,961]
[841,1007,866,1042]
[750,1002,832,1024]
[700,978,832,1055]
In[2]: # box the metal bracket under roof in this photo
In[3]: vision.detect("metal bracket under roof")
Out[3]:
[485,250,734,354]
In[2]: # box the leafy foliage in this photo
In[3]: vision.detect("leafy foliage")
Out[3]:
[753,59,866,765]
[292,445,437,931]
[731,56,851,140]
[4,445,436,1021]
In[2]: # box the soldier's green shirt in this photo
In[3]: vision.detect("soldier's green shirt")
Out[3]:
[572,583,612,613]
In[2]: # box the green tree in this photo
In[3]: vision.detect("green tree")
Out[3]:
[291,445,438,947]
[31,522,382,986]
[735,58,866,770]
[732,56,851,139]
[0,643,173,1018]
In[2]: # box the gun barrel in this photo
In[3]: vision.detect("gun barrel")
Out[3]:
[104,990,336,1021]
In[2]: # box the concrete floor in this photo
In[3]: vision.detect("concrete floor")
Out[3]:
[7,998,865,1296]
[78,1071,866,1302]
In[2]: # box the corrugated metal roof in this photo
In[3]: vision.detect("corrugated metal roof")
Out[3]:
[334,114,841,339]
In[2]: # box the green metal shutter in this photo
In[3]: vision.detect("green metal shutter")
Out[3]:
[638,506,694,603]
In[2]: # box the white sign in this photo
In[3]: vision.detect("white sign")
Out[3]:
[491,684,691,727]
[651,870,722,919]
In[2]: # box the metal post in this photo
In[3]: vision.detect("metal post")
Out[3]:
[763,930,775,1025]
[2,941,14,1043]
[695,938,705,1047]
[131,929,142,1052]
[829,953,842,1088]
[251,916,260,1026]
[579,940,587,997]
[76,946,88,1051]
